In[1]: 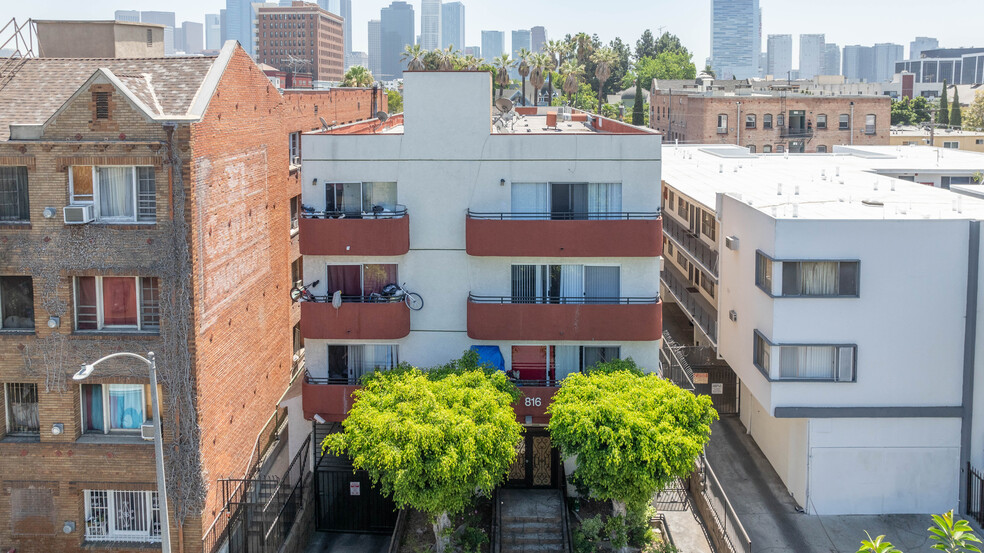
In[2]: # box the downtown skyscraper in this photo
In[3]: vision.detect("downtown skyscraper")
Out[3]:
[482,30,505,60]
[766,34,792,78]
[441,2,465,50]
[421,0,442,50]
[799,34,825,79]
[380,1,414,79]
[710,0,760,79]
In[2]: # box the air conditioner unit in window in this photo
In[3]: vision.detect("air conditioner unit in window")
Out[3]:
[291,155,301,166]
[140,422,155,441]
[63,204,95,224]
[725,236,740,250]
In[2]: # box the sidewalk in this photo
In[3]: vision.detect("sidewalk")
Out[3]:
[706,415,939,553]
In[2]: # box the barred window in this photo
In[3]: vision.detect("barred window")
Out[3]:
[0,166,29,221]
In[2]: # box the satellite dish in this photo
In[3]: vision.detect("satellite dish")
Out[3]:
[495,98,514,113]
[376,111,390,122]
[319,116,329,130]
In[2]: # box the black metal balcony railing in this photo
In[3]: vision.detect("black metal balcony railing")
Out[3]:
[466,210,661,220]
[662,216,719,276]
[780,126,814,138]
[661,265,718,345]
[301,206,408,219]
[468,294,660,304]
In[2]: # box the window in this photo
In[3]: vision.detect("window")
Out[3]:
[864,114,876,135]
[0,276,33,330]
[325,182,399,216]
[748,145,756,153]
[755,252,773,293]
[745,114,756,129]
[81,383,160,433]
[511,265,620,304]
[146,29,153,46]
[763,114,773,129]
[70,166,156,223]
[943,141,959,149]
[291,258,303,287]
[976,139,983,145]
[816,145,827,153]
[763,145,772,153]
[327,344,398,383]
[289,195,300,232]
[776,145,785,153]
[289,132,300,165]
[839,114,850,130]
[73,276,160,331]
[816,114,827,129]
[676,251,687,269]
[84,490,161,543]
[4,383,39,435]
[0,167,29,221]
[716,114,728,133]
[753,332,770,373]
[700,209,716,240]
[510,182,622,219]
[554,345,620,380]
[325,264,398,299]
[94,92,110,120]
[781,260,859,296]
[776,114,784,127]
[777,344,856,381]
[700,273,715,298]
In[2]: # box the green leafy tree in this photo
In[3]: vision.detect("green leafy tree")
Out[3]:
[323,359,523,553]
[939,81,950,126]
[703,63,716,78]
[912,96,933,124]
[547,363,717,551]
[655,31,689,56]
[635,29,657,60]
[856,509,982,553]
[891,98,914,125]
[402,44,426,71]
[341,65,374,87]
[965,91,984,130]
[632,78,644,125]
[606,37,632,97]
[386,89,403,113]
[631,51,697,88]
[951,87,962,128]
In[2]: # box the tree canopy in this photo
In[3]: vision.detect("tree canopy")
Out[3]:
[323,354,522,552]
[627,50,697,88]
[341,65,374,88]
[965,90,984,131]
[547,362,718,513]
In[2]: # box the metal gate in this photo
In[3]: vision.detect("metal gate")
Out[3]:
[315,468,398,533]
[692,366,738,415]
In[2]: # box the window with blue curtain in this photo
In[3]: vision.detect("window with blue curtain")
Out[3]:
[109,384,145,430]
[83,384,104,433]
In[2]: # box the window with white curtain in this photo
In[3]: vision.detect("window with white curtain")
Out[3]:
[781,260,859,296]
[325,182,399,217]
[327,345,399,383]
[511,265,620,304]
[69,166,155,223]
[510,182,621,219]
[754,331,856,381]
[540,345,621,382]
[755,252,773,293]
[84,490,161,542]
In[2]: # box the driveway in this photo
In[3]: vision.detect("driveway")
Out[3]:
[706,415,945,553]
[304,532,391,553]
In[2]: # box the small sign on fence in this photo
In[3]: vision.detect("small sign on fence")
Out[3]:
[694,373,709,384]
[350,482,361,496]
[711,383,724,394]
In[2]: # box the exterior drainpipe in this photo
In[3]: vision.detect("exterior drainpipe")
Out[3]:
[736,101,741,146]
[850,101,855,145]
[960,221,980,514]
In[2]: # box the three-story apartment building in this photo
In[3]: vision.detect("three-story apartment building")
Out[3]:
[297,71,663,532]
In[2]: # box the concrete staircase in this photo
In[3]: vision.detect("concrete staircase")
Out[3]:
[499,489,566,553]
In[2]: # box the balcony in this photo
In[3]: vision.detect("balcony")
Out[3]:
[298,208,409,256]
[467,294,662,341]
[300,297,410,340]
[779,126,814,139]
[466,211,662,258]
[662,215,719,276]
[661,263,718,345]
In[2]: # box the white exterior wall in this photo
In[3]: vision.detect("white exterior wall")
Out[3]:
[301,71,662,376]
[718,193,969,514]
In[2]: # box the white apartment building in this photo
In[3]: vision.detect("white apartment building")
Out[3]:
[295,72,663,528]
[661,144,984,515]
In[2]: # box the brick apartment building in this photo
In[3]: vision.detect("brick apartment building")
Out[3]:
[0,39,382,552]
[650,79,891,153]
[256,1,344,84]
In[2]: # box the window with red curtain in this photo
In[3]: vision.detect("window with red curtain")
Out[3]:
[75,277,98,330]
[362,264,397,295]
[326,265,361,296]
[102,277,137,326]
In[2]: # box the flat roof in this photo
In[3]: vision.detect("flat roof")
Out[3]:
[891,126,984,137]
[662,145,984,221]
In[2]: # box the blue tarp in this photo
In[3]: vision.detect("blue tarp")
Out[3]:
[470,345,505,372]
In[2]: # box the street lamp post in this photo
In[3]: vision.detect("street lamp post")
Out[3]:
[73,352,170,553]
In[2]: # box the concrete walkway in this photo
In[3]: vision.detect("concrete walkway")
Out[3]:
[706,415,940,553]
[303,531,391,553]
[661,504,715,553]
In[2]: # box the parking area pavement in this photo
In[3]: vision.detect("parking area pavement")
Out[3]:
[303,531,391,553]
[706,415,942,553]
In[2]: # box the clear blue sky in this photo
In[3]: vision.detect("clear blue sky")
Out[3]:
[3,0,981,64]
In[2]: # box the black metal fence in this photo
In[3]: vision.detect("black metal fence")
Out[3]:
[968,462,984,527]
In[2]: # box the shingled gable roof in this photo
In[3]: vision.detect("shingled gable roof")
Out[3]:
[0,40,239,141]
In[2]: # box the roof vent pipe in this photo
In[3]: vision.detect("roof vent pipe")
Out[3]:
[794,185,800,195]
[777,183,783,195]
[719,164,723,173]
[792,204,799,218]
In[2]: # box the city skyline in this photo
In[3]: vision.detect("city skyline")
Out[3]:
[4,0,980,66]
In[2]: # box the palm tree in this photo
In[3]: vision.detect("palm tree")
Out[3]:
[341,65,374,87]
[591,47,617,114]
[492,54,513,98]
[544,40,565,106]
[529,53,549,107]
[401,44,426,71]
[436,45,459,71]
[516,48,532,106]
[572,32,593,64]
[559,60,584,105]
[461,54,481,70]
